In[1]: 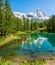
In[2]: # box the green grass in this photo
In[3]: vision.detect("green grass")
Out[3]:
[15,31,27,35]
[0,60,14,65]
[21,60,46,65]
[0,34,21,47]
[0,59,46,65]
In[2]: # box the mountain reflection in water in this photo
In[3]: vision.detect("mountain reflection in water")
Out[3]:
[17,34,55,56]
[0,33,55,57]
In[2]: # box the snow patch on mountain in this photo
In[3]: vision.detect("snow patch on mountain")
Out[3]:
[13,9,49,20]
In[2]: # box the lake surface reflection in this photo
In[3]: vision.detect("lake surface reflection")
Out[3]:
[0,33,55,57]
[17,33,55,56]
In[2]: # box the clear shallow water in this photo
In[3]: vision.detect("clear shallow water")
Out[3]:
[0,33,55,57]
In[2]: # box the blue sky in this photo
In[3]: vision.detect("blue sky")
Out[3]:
[9,0,55,16]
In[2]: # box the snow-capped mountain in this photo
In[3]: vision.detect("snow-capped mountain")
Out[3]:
[13,9,49,20]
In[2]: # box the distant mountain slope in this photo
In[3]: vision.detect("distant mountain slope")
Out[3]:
[13,9,49,21]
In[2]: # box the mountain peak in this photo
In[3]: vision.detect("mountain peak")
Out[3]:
[13,9,49,20]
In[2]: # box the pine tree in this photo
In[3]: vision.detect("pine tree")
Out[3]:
[34,22,38,30]
[23,17,27,31]
[31,20,35,31]
[4,0,14,35]
[0,0,4,36]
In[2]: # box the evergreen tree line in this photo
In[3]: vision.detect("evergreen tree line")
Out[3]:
[0,0,55,37]
[0,0,16,36]
[45,15,55,33]
[0,0,39,36]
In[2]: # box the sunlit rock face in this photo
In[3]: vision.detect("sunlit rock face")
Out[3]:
[13,9,49,21]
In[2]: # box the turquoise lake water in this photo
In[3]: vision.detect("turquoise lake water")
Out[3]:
[16,33,55,56]
[0,33,55,57]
